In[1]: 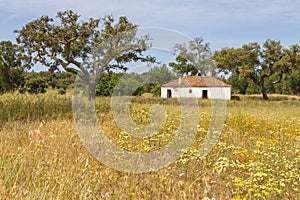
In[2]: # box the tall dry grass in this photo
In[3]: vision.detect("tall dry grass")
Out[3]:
[0,93,299,199]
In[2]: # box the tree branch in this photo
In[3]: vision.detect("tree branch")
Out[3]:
[272,72,283,84]
[47,53,80,74]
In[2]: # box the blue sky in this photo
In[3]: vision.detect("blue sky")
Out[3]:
[1,0,300,70]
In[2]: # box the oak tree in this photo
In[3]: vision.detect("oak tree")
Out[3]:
[213,39,300,100]
[15,10,154,100]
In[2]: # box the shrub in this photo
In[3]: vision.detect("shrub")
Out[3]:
[25,77,47,94]
[150,84,161,97]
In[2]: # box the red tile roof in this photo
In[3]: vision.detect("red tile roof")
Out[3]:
[162,76,231,87]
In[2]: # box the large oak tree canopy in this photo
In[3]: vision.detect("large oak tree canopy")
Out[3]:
[15,10,154,99]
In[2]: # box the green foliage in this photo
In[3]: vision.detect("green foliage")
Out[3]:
[245,81,260,94]
[113,77,142,96]
[95,66,174,97]
[0,41,24,93]
[226,74,249,94]
[132,86,145,96]
[169,55,198,76]
[142,83,157,93]
[96,73,122,96]
[145,64,177,85]
[25,77,48,94]
[288,71,300,95]
[150,84,161,97]
[23,71,75,91]
[214,39,300,100]
[49,72,75,90]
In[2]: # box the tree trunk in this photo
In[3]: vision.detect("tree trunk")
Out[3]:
[260,84,269,100]
[258,75,269,101]
[88,83,96,101]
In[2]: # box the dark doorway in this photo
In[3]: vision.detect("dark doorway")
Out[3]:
[202,90,208,99]
[167,89,172,98]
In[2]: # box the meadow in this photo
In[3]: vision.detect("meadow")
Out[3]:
[0,92,299,199]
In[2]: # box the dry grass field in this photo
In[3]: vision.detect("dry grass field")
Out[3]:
[0,93,299,199]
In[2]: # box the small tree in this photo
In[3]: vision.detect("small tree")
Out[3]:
[15,10,154,100]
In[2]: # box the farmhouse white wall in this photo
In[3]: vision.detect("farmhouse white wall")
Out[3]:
[161,87,231,100]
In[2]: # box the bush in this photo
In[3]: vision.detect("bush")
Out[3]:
[150,84,161,97]
[133,86,145,96]
[25,77,47,94]
[96,73,122,96]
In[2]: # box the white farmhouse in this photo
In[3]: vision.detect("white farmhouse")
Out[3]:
[161,76,231,100]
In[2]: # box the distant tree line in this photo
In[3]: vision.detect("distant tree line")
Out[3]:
[95,64,177,97]
[16,64,175,96]
[219,71,300,96]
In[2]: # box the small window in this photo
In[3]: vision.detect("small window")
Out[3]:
[189,89,192,93]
